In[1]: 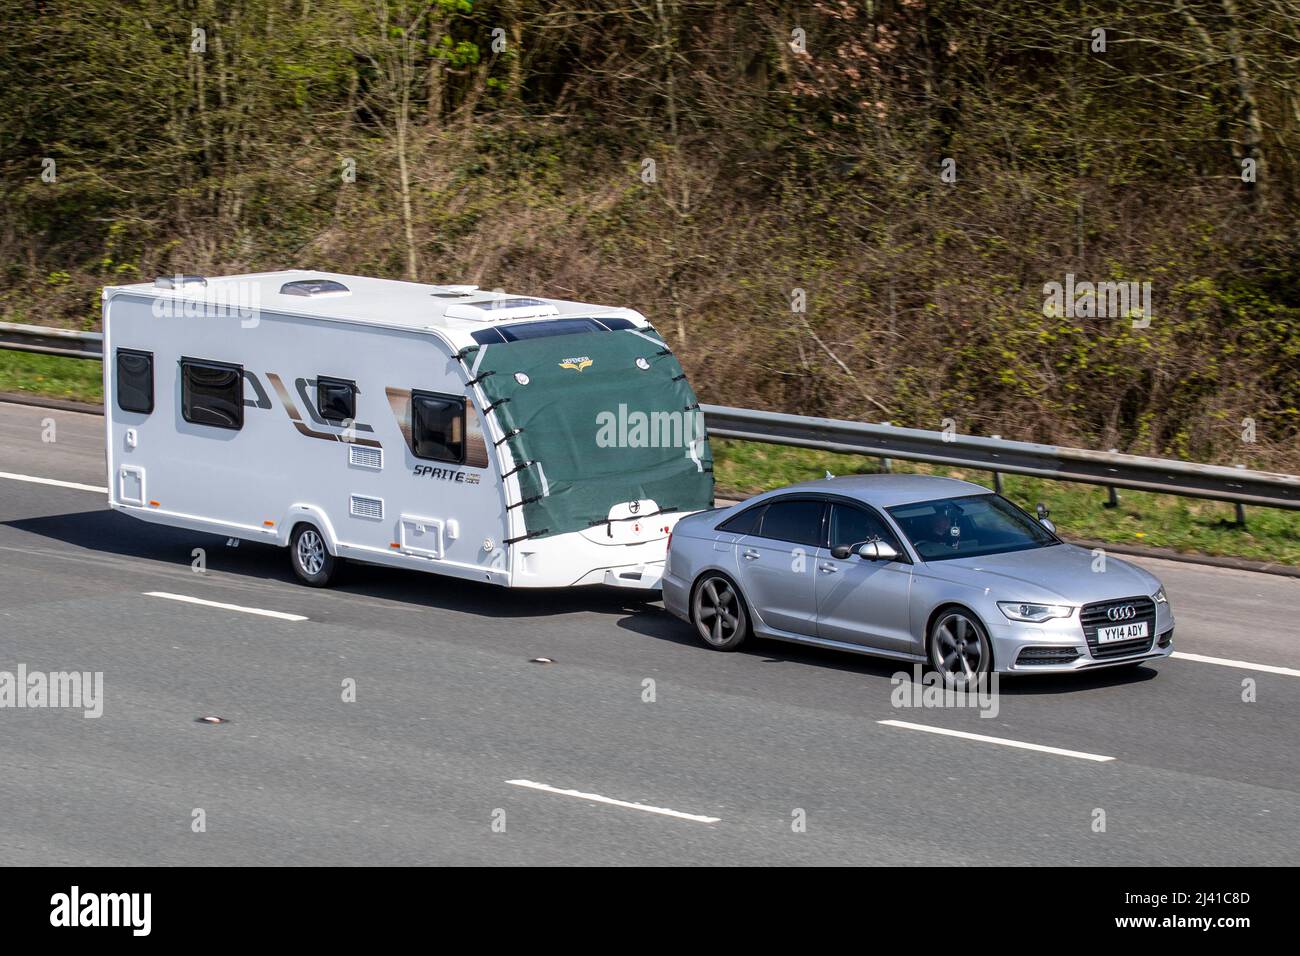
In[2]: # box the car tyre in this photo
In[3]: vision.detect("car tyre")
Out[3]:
[690,574,749,651]
[290,523,337,587]
[928,607,992,686]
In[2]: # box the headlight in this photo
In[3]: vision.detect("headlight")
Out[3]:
[1153,586,1168,605]
[997,601,1075,623]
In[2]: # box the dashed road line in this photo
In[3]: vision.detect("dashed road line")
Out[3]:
[506,779,721,823]
[878,719,1115,762]
[144,591,308,622]
[1171,651,1300,678]
[0,470,106,493]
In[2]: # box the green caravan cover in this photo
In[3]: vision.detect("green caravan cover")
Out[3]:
[470,329,714,540]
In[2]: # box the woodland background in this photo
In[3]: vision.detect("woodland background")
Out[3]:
[2,0,1298,467]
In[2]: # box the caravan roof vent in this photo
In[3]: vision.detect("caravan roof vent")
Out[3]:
[154,274,207,290]
[444,298,559,322]
[280,279,351,298]
[431,284,479,298]
[475,297,548,311]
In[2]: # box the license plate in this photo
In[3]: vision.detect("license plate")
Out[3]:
[1097,621,1148,644]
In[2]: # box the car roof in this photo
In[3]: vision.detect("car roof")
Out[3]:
[744,474,990,509]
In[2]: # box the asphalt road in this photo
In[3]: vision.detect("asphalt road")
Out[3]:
[1,400,1298,865]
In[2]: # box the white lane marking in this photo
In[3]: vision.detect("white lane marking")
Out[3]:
[1172,651,1300,678]
[506,779,720,823]
[0,471,106,493]
[144,591,307,622]
[878,719,1115,762]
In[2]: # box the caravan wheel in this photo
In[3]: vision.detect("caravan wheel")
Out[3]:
[290,523,337,587]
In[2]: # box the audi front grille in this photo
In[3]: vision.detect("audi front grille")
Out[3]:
[1080,596,1157,659]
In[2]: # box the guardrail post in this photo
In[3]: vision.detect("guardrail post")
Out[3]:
[1102,450,1120,508]
[1233,465,1248,527]
[879,422,892,473]
[989,436,1003,493]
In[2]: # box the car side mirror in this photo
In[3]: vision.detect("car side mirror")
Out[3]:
[856,540,899,562]
[830,544,853,560]
[1039,517,1056,534]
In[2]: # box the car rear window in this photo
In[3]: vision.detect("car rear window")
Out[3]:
[756,499,825,547]
[717,504,765,535]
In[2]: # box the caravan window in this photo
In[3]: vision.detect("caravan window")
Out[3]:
[317,376,356,424]
[471,318,607,345]
[116,349,154,414]
[181,358,243,430]
[411,391,464,463]
[469,317,648,345]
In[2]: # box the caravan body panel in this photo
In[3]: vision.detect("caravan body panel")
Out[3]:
[103,291,511,585]
[101,271,714,589]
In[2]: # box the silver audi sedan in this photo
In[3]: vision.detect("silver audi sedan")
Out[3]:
[663,475,1174,680]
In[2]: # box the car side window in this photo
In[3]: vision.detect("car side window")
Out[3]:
[717,504,765,535]
[829,503,900,552]
[756,499,825,547]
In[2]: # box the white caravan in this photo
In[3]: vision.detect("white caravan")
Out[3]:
[101,271,714,589]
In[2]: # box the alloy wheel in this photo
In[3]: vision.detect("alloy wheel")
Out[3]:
[693,576,746,649]
[931,610,988,683]
[296,529,326,576]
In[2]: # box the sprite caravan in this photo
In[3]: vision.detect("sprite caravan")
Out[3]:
[101,271,713,589]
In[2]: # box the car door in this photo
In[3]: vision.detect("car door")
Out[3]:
[815,501,915,654]
[734,497,825,637]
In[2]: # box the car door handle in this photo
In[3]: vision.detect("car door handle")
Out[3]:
[742,549,760,560]
[818,562,838,573]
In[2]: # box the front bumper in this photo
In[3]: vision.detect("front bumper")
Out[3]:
[990,607,1175,674]
[509,523,679,588]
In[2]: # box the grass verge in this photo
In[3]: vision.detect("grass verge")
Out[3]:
[0,350,102,403]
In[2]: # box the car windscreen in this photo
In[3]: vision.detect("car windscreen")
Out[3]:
[886,493,1057,562]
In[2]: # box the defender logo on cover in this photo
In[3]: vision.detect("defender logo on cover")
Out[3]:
[559,356,593,372]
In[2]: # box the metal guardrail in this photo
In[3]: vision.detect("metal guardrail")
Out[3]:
[0,321,102,359]
[704,406,1300,511]
[2,322,1296,511]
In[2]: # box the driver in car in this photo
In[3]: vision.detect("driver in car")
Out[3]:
[928,505,962,550]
